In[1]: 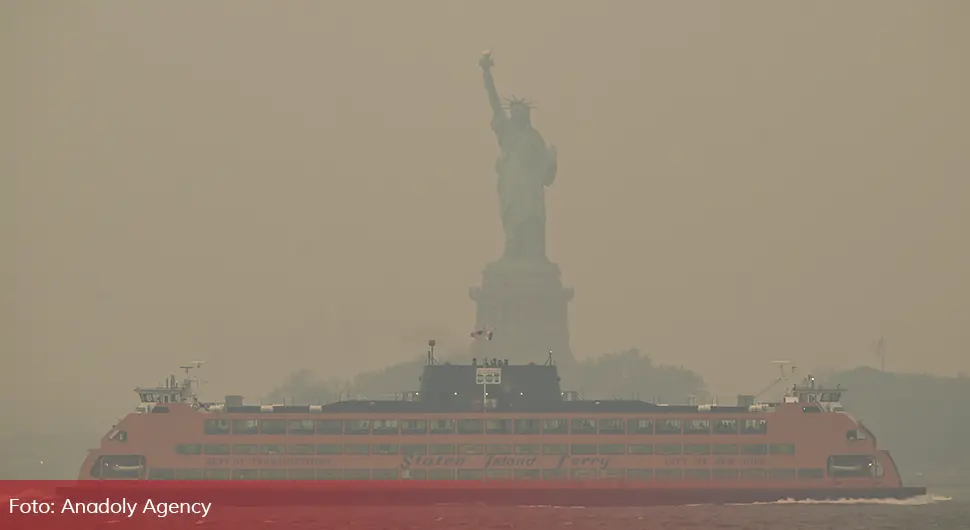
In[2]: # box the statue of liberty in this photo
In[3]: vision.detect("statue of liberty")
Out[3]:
[479,50,558,261]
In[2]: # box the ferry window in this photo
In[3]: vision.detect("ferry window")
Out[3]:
[685,419,710,434]
[655,469,682,481]
[373,444,399,455]
[542,469,569,480]
[203,444,230,455]
[571,444,598,455]
[372,469,399,480]
[487,469,514,480]
[487,444,512,454]
[713,419,738,434]
[458,418,484,434]
[712,444,739,455]
[97,457,146,480]
[460,444,485,454]
[176,469,204,480]
[317,469,342,480]
[429,444,455,455]
[542,444,568,455]
[827,455,878,478]
[231,419,258,434]
[627,419,654,434]
[571,469,597,480]
[259,469,286,480]
[685,469,710,481]
[821,392,842,402]
[317,469,344,480]
[372,419,399,435]
[401,444,427,455]
[598,444,624,455]
[259,419,286,435]
[515,469,542,480]
[685,444,710,455]
[345,469,370,480]
[232,444,258,454]
[627,444,654,455]
[287,420,314,435]
[656,444,682,455]
[429,419,455,434]
[343,444,370,455]
[175,444,202,455]
[260,444,286,455]
[571,419,596,434]
[204,419,230,435]
[712,469,738,481]
[316,444,342,455]
[514,419,540,434]
[741,444,768,455]
[598,419,625,434]
[344,420,370,435]
[232,469,258,480]
[148,468,175,480]
[798,468,825,480]
[541,419,568,434]
[656,419,683,434]
[401,419,427,434]
[742,419,767,435]
[288,469,315,480]
[459,469,485,480]
[627,469,653,481]
[769,468,796,480]
[514,444,541,454]
[428,469,455,480]
[740,469,767,480]
[288,444,315,455]
[601,468,625,479]
[485,419,511,434]
[769,443,796,455]
[315,419,342,434]
[204,469,229,480]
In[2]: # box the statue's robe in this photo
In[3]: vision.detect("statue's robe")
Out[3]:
[491,114,556,260]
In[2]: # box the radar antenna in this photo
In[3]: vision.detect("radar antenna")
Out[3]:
[178,361,206,401]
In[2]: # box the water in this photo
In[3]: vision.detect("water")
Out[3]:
[202,492,970,529]
[3,491,967,529]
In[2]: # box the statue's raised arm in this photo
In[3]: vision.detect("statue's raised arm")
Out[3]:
[479,50,506,127]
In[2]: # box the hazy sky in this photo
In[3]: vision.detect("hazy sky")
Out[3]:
[7,1,969,432]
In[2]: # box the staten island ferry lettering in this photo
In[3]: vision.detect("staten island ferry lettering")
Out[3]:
[76,350,926,505]
[401,455,467,469]
[205,457,333,468]
[554,455,610,469]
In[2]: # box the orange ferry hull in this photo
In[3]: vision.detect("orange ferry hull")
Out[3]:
[55,481,928,507]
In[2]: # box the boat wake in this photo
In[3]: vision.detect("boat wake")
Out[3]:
[515,494,952,509]
[726,494,952,506]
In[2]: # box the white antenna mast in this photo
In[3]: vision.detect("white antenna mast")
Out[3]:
[874,336,886,372]
[755,360,796,400]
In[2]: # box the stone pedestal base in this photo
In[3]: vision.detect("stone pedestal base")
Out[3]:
[469,257,575,365]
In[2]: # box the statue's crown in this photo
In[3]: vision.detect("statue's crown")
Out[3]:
[503,95,534,110]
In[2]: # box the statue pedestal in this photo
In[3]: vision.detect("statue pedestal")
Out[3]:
[469,257,575,365]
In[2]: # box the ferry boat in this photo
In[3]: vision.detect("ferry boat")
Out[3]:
[72,343,926,506]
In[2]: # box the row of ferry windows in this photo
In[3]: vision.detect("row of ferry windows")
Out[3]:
[176,442,796,456]
[148,467,823,481]
[204,418,769,436]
